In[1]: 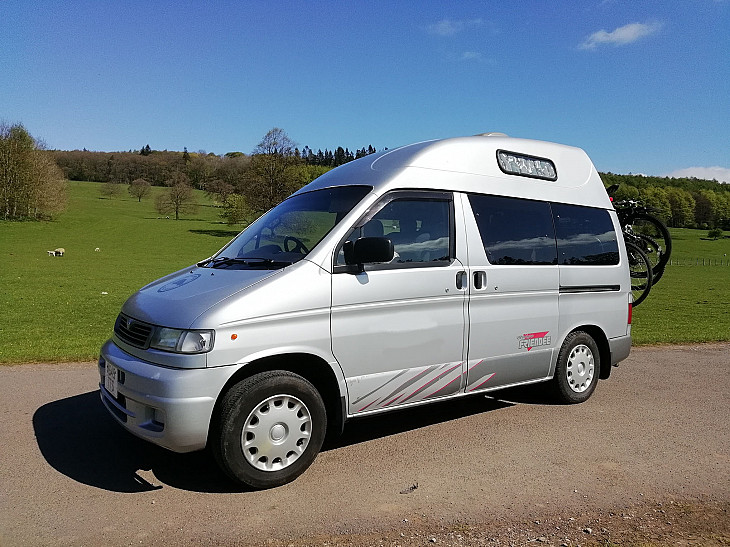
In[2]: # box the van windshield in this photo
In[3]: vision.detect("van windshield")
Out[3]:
[201,186,371,270]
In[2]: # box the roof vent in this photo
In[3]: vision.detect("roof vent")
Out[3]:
[476,132,508,137]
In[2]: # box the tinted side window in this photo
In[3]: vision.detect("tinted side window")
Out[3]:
[468,194,557,265]
[552,203,619,265]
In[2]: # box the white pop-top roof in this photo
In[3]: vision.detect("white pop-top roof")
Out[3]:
[298,134,611,209]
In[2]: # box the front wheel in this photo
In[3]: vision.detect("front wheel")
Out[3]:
[211,371,327,489]
[552,331,600,404]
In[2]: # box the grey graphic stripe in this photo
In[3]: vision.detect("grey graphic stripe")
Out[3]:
[352,369,410,405]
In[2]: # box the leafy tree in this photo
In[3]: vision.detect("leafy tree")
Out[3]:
[205,179,235,205]
[155,172,197,220]
[665,187,695,228]
[100,181,122,199]
[245,128,301,213]
[707,228,723,240]
[714,192,730,229]
[221,193,250,225]
[128,178,151,202]
[0,122,66,220]
[187,154,218,189]
[694,189,720,227]
[640,186,671,223]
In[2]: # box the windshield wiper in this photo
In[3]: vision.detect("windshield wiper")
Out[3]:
[200,256,294,269]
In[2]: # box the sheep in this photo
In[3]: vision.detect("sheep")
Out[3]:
[95,247,100,252]
[47,250,55,256]
[54,248,65,257]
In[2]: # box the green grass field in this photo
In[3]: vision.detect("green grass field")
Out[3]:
[630,228,730,344]
[0,181,241,364]
[0,183,728,364]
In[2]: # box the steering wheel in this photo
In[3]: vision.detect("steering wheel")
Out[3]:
[283,236,309,254]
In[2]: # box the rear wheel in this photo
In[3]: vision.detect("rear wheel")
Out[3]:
[211,371,327,489]
[552,331,600,404]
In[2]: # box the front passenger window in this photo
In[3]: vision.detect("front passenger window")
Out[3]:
[336,196,452,267]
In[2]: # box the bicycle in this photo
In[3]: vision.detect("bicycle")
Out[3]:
[606,184,672,285]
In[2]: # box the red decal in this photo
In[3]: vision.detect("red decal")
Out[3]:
[518,331,552,350]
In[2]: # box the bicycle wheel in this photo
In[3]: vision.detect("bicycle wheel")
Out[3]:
[625,213,671,281]
[626,241,653,306]
[635,233,666,284]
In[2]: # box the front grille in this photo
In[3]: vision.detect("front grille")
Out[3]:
[114,313,153,348]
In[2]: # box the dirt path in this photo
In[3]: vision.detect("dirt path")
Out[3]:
[0,344,728,546]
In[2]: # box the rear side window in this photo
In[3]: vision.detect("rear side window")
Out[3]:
[468,194,557,265]
[552,203,619,265]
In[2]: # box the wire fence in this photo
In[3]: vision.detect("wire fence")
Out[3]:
[668,258,730,266]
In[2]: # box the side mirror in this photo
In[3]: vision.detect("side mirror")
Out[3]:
[343,237,394,271]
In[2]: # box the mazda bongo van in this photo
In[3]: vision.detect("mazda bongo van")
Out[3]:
[99,133,632,488]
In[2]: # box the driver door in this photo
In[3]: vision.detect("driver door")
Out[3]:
[330,191,468,414]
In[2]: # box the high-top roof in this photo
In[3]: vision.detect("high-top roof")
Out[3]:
[297,134,611,208]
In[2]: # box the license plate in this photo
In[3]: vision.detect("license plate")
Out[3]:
[105,362,119,398]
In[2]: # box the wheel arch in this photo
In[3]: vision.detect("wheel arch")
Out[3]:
[565,324,612,380]
[208,353,346,447]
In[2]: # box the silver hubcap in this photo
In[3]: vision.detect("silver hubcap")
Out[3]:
[242,394,312,472]
[566,344,594,393]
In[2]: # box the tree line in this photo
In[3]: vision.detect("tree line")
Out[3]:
[50,128,379,223]
[602,172,730,230]
[3,122,729,229]
[52,141,377,188]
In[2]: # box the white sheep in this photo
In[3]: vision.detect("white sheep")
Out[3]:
[95,247,100,252]
[47,250,55,256]
[54,248,65,257]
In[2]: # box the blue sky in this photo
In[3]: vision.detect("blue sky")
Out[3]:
[2,0,729,181]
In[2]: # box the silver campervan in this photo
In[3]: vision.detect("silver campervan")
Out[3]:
[99,134,632,488]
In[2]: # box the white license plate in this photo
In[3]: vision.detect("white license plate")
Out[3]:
[105,362,119,398]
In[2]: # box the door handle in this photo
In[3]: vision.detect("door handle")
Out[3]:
[456,270,467,290]
[473,270,487,290]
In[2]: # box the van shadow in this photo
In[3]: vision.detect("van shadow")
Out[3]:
[33,385,549,494]
[32,392,236,494]
[324,382,557,451]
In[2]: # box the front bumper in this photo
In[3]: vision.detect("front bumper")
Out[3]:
[98,339,234,452]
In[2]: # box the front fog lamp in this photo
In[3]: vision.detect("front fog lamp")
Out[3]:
[150,328,214,354]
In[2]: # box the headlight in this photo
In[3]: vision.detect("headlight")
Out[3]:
[149,328,215,354]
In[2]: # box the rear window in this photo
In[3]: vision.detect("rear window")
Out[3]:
[468,194,619,267]
[552,203,619,265]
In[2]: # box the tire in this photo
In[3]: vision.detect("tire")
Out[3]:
[635,233,666,284]
[552,331,600,404]
[211,371,327,489]
[627,213,671,280]
[626,241,653,306]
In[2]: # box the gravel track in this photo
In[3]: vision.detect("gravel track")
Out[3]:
[0,344,728,546]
